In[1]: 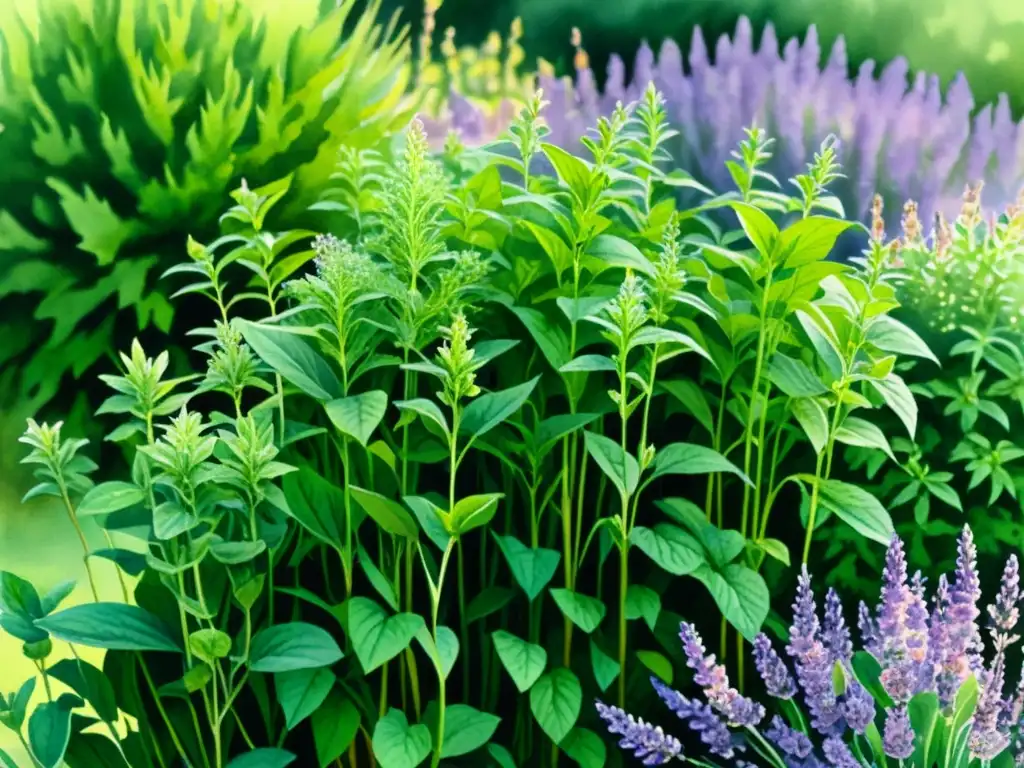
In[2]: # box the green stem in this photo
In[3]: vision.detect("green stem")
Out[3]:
[57,483,100,602]
[617,541,629,708]
[138,653,192,766]
[430,541,457,768]
[802,450,826,566]
[16,731,43,768]
[457,537,470,704]
[341,436,353,598]
[741,275,773,538]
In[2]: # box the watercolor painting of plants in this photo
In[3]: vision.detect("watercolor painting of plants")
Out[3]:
[3,0,1024,766]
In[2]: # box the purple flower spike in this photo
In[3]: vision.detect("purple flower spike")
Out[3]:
[651,678,737,759]
[934,527,985,707]
[823,588,853,664]
[765,715,813,759]
[753,633,797,699]
[678,622,765,726]
[595,701,684,765]
[841,681,875,734]
[990,554,1021,636]
[883,706,915,759]
[788,567,821,657]
[876,536,930,703]
[823,736,860,768]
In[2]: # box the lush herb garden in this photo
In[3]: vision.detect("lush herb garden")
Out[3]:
[4,1,1024,768]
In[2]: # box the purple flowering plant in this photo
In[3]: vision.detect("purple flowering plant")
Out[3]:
[598,526,1023,766]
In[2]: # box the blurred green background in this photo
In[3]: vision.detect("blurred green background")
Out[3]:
[2,0,1024,761]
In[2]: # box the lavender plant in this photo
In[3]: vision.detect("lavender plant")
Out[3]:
[598,526,1023,766]
[428,17,1024,242]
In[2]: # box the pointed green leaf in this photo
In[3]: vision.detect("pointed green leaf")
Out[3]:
[549,589,605,633]
[238,320,341,401]
[629,524,704,576]
[530,668,582,744]
[35,603,180,652]
[348,598,424,674]
[275,667,336,730]
[373,709,431,768]
[583,431,639,498]
[325,391,388,447]
[492,534,561,601]
[461,378,540,440]
[249,623,343,673]
[492,630,547,693]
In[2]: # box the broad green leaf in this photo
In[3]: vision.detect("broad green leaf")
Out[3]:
[636,650,673,684]
[225,749,297,768]
[373,709,431,768]
[312,689,360,767]
[559,355,616,373]
[466,586,516,623]
[649,442,750,485]
[394,399,451,438]
[275,668,336,730]
[585,234,655,277]
[588,639,619,691]
[871,374,917,438]
[488,744,517,768]
[768,353,828,397]
[535,413,600,455]
[812,478,894,545]
[867,315,940,366]
[729,202,779,260]
[777,216,853,268]
[530,668,582,744]
[834,417,896,462]
[583,431,639,498]
[404,496,451,551]
[630,524,704,576]
[47,659,117,723]
[351,487,418,539]
[511,306,570,371]
[415,625,459,679]
[249,623,343,673]
[461,377,540,440]
[152,500,197,540]
[625,585,661,631]
[209,540,267,565]
[791,397,829,455]
[0,571,41,619]
[795,309,843,379]
[524,221,573,276]
[450,493,503,536]
[90,548,147,577]
[28,702,71,768]
[542,143,592,197]
[238,320,341,401]
[77,481,145,517]
[325,391,388,447]
[661,379,714,435]
[561,727,606,768]
[549,589,606,633]
[348,598,424,674]
[438,704,501,757]
[189,629,231,662]
[692,563,770,640]
[63,732,130,768]
[756,539,791,567]
[492,534,561,601]
[909,692,941,768]
[35,603,179,652]
[493,630,547,693]
[281,468,346,549]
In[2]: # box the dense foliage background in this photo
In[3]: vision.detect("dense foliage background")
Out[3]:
[3,0,1024,766]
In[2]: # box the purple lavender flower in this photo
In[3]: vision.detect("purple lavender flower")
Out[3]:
[786,569,843,735]
[430,17,1024,234]
[933,528,984,707]
[822,736,860,768]
[765,715,813,759]
[875,535,930,703]
[595,701,684,765]
[678,622,765,726]
[823,588,853,665]
[859,600,880,658]
[883,706,915,759]
[753,633,797,699]
[651,678,737,759]
[841,681,875,735]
